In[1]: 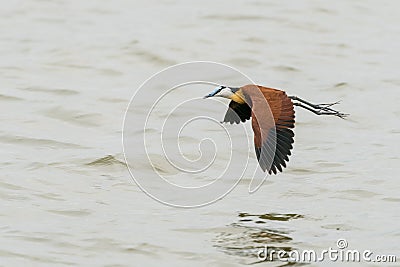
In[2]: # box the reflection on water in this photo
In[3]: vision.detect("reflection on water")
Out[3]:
[214,213,305,265]
[239,213,304,222]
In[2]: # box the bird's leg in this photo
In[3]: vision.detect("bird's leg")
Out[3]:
[289,96,348,119]
[289,96,341,113]
[293,103,348,119]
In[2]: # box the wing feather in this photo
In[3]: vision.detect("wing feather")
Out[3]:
[241,85,295,174]
[223,101,251,124]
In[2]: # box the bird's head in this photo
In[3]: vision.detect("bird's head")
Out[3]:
[204,85,244,104]
[204,85,238,99]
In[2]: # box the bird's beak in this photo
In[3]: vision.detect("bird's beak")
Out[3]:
[203,94,212,99]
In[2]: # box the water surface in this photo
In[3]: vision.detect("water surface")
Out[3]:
[1,0,399,266]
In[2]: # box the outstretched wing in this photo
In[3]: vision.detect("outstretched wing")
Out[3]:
[223,101,251,124]
[242,85,295,174]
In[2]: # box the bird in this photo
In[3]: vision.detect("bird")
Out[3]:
[204,84,347,174]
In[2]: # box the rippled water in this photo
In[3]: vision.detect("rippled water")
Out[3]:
[1,0,399,266]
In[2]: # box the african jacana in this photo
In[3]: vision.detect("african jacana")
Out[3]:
[204,84,347,174]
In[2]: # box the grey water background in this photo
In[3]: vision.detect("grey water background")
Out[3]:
[1,0,399,266]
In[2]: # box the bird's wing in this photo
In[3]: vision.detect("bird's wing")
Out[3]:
[242,85,295,174]
[223,101,252,124]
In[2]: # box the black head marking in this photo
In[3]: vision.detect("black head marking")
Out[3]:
[231,87,240,93]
